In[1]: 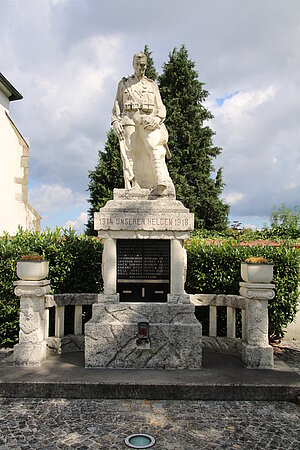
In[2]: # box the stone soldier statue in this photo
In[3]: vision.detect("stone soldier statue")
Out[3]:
[111,52,175,195]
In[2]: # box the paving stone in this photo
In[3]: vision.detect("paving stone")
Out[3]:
[273,341,300,375]
[0,341,300,448]
[0,398,300,449]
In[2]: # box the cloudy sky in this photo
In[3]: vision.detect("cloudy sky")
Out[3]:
[1,0,299,232]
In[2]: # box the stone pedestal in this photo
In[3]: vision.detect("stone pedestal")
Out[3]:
[85,188,202,369]
[240,281,275,368]
[85,300,202,369]
[13,280,51,366]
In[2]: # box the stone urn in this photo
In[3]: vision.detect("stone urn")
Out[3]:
[241,257,273,284]
[17,256,49,281]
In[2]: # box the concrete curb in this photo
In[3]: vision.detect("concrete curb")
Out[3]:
[1,350,299,402]
[1,381,299,402]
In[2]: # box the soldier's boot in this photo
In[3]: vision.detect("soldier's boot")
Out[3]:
[127,156,140,189]
[152,153,167,194]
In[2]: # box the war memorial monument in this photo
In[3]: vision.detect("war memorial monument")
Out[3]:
[12,52,277,373]
[84,52,202,368]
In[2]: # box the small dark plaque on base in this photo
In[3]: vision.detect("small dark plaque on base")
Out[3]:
[117,239,170,302]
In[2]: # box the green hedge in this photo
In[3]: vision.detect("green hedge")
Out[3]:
[0,230,299,346]
[186,237,300,340]
[0,228,103,347]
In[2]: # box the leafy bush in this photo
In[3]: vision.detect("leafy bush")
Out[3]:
[0,302,19,347]
[0,227,103,347]
[186,237,300,340]
[192,203,300,242]
[267,204,300,240]
[0,228,298,346]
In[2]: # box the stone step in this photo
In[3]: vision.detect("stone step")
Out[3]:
[0,350,299,402]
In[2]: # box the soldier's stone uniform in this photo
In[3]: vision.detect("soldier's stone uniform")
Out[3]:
[112,74,174,193]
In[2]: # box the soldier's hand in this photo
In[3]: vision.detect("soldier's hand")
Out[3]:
[144,116,160,130]
[113,121,124,140]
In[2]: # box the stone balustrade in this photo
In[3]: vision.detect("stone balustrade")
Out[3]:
[190,294,245,354]
[44,293,98,355]
[13,285,98,365]
[13,266,275,369]
[191,279,275,369]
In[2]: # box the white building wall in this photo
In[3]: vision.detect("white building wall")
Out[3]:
[0,101,40,234]
[0,89,9,110]
[284,286,300,340]
[284,313,300,340]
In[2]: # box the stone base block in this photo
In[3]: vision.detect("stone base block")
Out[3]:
[13,341,47,366]
[47,335,84,355]
[85,322,202,369]
[89,302,199,324]
[85,301,202,369]
[242,343,274,369]
[168,294,190,304]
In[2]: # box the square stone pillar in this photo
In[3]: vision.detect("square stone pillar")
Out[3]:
[170,239,185,294]
[102,238,117,294]
[13,280,51,366]
[240,282,275,368]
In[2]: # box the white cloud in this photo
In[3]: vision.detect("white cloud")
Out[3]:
[5,28,121,194]
[209,85,277,146]
[50,0,69,5]
[64,212,87,233]
[284,180,300,191]
[210,79,300,217]
[20,34,120,142]
[29,184,86,213]
[243,224,258,231]
[222,192,246,205]
[215,85,276,116]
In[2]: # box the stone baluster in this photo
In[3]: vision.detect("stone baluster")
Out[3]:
[55,305,65,338]
[209,305,217,337]
[240,278,275,369]
[74,304,83,335]
[13,280,51,366]
[227,306,236,338]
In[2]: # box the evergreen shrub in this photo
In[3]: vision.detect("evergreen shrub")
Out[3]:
[0,228,103,347]
[186,236,300,340]
[0,230,298,346]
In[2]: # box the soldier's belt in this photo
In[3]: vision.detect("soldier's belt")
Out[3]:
[124,102,154,112]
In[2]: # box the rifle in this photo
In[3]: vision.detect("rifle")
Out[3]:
[119,139,135,189]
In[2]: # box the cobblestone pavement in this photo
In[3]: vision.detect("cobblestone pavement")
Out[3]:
[0,398,299,450]
[1,341,300,450]
[273,340,300,375]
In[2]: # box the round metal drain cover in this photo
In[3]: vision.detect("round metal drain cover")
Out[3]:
[125,433,155,448]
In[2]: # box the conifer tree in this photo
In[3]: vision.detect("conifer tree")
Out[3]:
[158,45,229,230]
[144,45,158,81]
[86,129,123,234]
